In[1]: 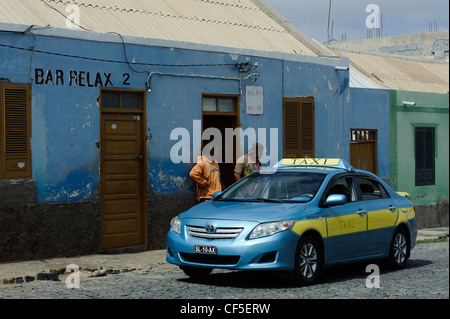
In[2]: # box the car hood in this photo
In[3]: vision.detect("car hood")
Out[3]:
[179,200,306,222]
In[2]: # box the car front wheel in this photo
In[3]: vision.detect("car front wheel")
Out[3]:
[291,235,324,285]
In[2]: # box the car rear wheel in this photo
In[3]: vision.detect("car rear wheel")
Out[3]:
[291,235,324,285]
[386,227,410,269]
[180,266,213,278]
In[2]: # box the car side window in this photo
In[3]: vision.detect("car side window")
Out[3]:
[326,176,356,203]
[356,177,389,200]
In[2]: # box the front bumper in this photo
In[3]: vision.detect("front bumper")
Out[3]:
[166,218,300,271]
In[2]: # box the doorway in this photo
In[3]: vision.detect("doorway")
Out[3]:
[202,95,239,189]
[202,115,237,189]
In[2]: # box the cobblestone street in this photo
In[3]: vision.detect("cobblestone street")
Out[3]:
[0,241,448,300]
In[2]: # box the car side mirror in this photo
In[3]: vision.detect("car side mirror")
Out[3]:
[212,191,222,199]
[325,194,347,206]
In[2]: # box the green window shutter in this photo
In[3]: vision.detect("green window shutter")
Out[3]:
[415,127,435,186]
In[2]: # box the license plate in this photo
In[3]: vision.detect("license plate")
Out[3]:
[194,245,217,255]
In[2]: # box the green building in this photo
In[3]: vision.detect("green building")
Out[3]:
[390,90,449,228]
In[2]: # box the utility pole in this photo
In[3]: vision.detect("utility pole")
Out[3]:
[327,0,332,42]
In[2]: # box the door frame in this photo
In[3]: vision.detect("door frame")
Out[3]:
[99,87,148,251]
[201,93,240,188]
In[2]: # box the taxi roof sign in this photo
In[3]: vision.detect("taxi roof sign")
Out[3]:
[279,158,354,171]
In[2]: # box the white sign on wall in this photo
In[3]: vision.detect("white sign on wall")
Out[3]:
[245,85,264,115]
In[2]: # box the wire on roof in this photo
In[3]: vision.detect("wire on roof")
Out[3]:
[0,43,235,68]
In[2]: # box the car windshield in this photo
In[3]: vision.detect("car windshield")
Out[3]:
[216,171,327,202]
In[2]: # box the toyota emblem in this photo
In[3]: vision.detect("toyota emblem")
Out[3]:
[205,225,215,233]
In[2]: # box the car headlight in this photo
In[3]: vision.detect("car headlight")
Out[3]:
[249,220,295,239]
[170,216,181,235]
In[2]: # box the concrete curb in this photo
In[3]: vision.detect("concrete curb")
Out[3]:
[416,227,449,241]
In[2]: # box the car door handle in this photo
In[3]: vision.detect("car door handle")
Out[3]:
[357,209,367,217]
[389,205,397,212]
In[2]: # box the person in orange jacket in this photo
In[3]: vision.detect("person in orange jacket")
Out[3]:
[189,146,223,203]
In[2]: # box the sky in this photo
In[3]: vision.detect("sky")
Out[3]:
[264,0,449,43]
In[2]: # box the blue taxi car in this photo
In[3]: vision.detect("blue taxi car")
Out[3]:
[166,158,418,285]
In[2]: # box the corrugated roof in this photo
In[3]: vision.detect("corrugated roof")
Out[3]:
[0,0,317,56]
[2,1,447,94]
[331,48,449,94]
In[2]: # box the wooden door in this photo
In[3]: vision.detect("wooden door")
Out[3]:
[100,111,146,250]
[350,129,377,174]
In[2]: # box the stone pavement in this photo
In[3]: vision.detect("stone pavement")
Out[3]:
[0,227,448,286]
[0,249,167,285]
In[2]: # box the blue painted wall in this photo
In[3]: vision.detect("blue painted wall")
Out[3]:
[282,60,350,160]
[345,87,390,179]
[1,29,390,202]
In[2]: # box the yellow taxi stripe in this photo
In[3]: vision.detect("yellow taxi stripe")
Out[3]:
[367,209,398,231]
[291,218,327,238]
[291,206,414,239]
[326,214,366,237]
[396,207,415,226]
